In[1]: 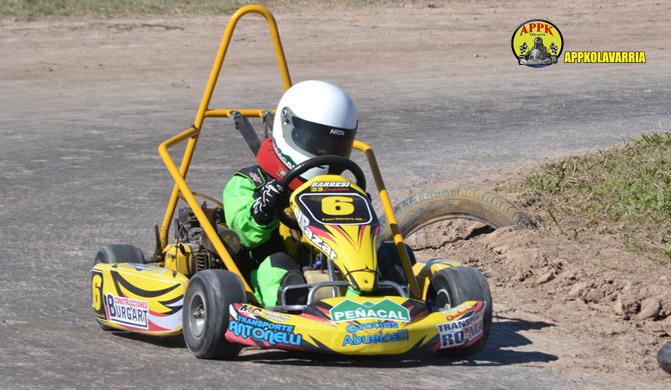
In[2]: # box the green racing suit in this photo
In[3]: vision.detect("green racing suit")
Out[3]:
[223,166,416,307]
[223,166,300,307]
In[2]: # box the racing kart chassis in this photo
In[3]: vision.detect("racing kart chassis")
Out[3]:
[90,4,494,358]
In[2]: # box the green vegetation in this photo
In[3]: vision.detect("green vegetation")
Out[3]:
[0,0,408,19]
[518,132,671,260]
[0,0,271,19]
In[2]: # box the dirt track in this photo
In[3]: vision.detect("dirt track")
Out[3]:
[1,1,670,388]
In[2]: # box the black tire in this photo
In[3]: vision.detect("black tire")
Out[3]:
[659,341,671,374]
[429,266,493,358]
[94,244,145,265]
[379,186,535,241]
[183,270,247,359]
[93,244,145,330]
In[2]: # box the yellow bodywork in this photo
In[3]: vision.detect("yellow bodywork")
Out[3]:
[290,175,378,292]
[163,244,193,276]
[91,263,188,336]
[226,296,486,355]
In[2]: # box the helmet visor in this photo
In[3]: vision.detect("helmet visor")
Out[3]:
[282,107,357,157]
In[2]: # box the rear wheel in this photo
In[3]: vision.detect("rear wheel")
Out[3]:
[379,185,535,240]
[183,270,246,359]
[429,266,493,357]
[94,244,145,264]
[93,244,145,330]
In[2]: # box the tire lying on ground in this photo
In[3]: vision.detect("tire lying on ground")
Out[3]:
[428,266,493,357]
[378,185,535,240]
[183,269,247,359]
[659,341,671,374]
[93,244,146,330]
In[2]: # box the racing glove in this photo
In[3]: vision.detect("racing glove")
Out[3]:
[251,180,288,225]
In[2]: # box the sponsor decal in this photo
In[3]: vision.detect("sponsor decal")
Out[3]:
[345,320,399,333]
[293,206,337,260]
[443,302,474,321]
[329,129,345,136]
[512,19,646,67]
[329,299,410,323]
[273,143,296,169]
[228,315,302,346]
[437,310,485,349]
[249,171,263,185]
[342,329,409,346]
[105,294,149,329]
[311,181,351,188]
[563,51,646,64]
[262,310,290,323]
[238,304,263,316]
[238,304,290,323]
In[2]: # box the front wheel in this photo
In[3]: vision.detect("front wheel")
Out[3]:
[183,270,247,359]
[429,266,493,357]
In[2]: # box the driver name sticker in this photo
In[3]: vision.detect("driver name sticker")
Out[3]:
[105,294,149,329]
[311,181,350,188]
[310,182,355,193]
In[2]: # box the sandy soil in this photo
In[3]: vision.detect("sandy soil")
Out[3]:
[1,0,670,388]
[409,198,671,384]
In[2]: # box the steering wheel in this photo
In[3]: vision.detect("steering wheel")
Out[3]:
[276,155,367,229]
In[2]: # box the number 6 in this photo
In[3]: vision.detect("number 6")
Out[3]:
[321,196,354,216]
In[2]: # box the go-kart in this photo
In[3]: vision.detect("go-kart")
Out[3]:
[90,4,533,359]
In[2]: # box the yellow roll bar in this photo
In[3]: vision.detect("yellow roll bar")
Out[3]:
[157,4,419,298]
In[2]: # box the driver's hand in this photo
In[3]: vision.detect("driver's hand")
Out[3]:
[250,180,288,225]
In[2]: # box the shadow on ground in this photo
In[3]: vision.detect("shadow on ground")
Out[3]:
[103,315,558,367]
[237,316,558,368]
[114,332,186,348]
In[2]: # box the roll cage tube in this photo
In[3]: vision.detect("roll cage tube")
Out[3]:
[156,4,420,299]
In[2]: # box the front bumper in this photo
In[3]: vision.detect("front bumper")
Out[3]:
[225,296,486,355]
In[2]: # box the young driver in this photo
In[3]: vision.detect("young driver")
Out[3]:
[223,80,413,307]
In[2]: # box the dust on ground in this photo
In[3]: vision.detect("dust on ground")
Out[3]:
[409,194,671,384]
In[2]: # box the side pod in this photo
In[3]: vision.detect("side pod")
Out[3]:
[91,263,188,335]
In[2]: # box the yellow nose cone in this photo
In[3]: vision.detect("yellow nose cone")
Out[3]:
[350,269,377,292]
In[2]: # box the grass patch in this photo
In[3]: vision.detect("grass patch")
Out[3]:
[516,132,671,260]
[0,0,415,19]
[0,0,257,18]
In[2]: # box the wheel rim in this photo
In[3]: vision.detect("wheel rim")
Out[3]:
[189,293,207,338]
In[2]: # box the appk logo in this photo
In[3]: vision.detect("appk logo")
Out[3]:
[512,19,646,67]
[512,19,563,68]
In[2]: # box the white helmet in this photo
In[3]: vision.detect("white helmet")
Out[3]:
[272,80,358,181]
